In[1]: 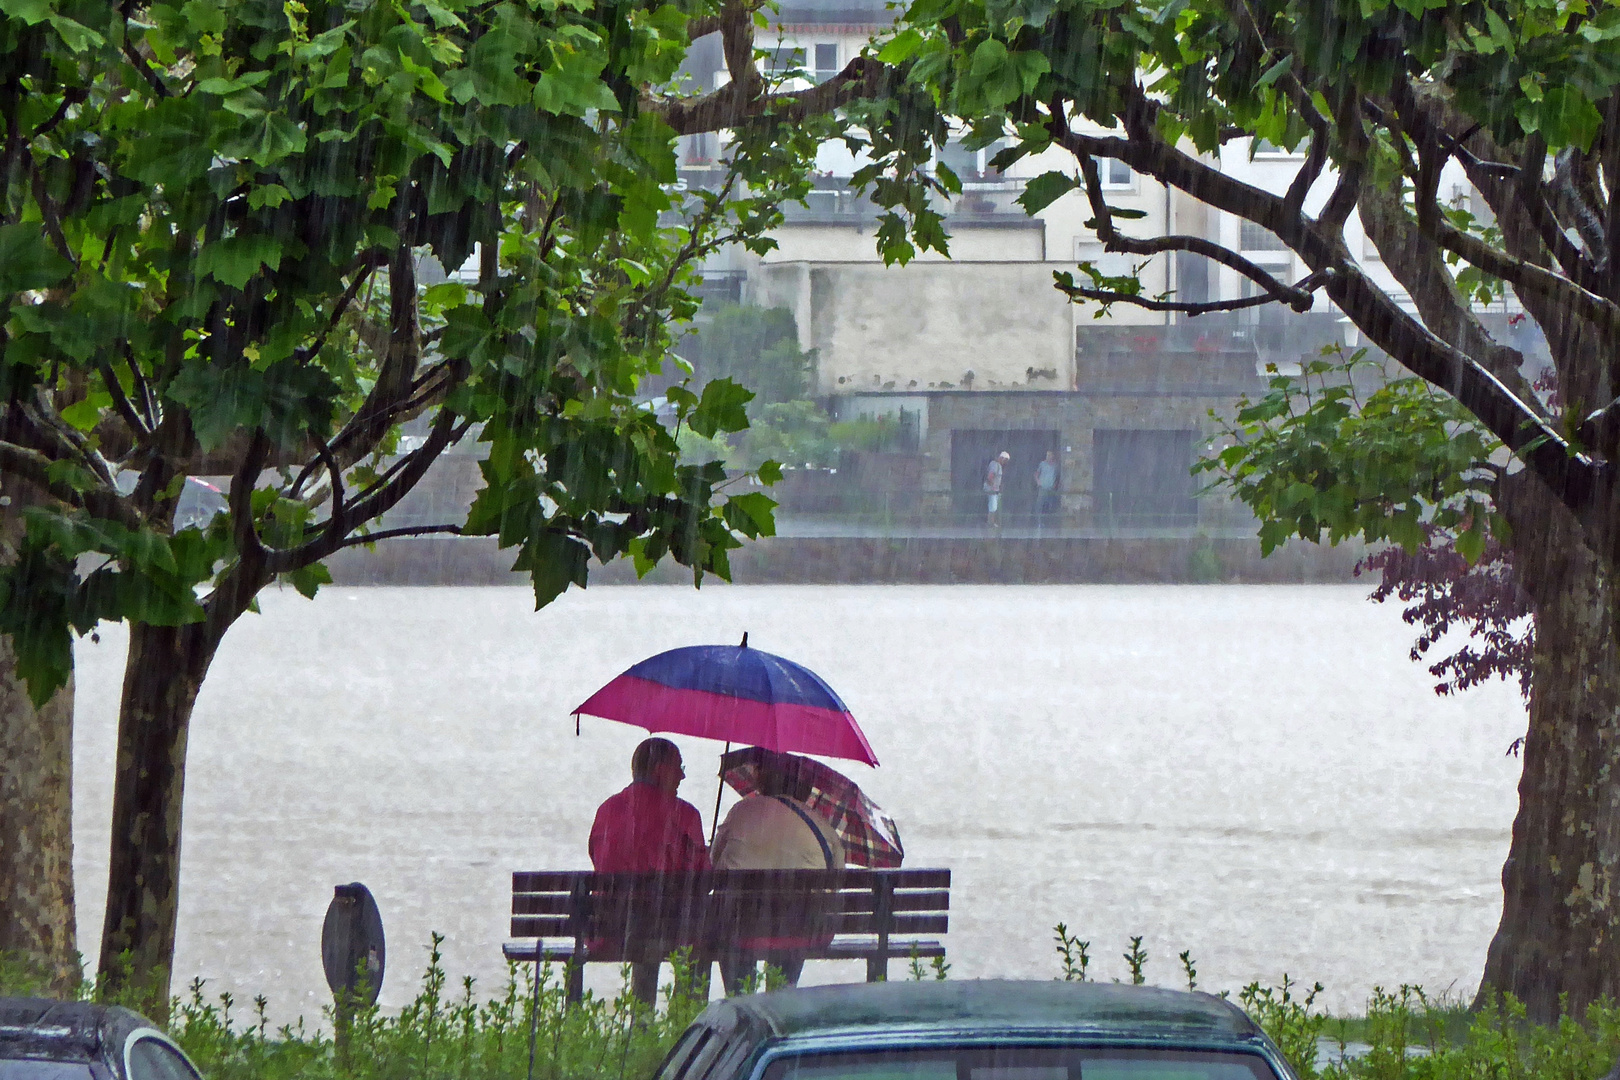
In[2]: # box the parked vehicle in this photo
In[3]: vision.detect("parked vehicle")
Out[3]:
[652,981,1297,1080]
[0,999,202,1080]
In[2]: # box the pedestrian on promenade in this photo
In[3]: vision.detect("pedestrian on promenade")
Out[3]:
[1034,450,1060,527]
[588,737,710,1003]
[984,450,1009,529]
[710,751,844,995]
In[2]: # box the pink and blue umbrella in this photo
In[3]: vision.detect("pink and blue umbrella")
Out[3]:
[572,636,878,766]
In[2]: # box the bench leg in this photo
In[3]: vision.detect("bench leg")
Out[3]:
[566,959,584,1005]
[866,954,888,983]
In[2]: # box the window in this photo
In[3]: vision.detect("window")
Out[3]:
[1251,137,1306,158]
[0,1062,96,1080]
[1094,156,1133,187]
[763,46,805,77]
[1238,220,1287,251]
[1075,242,1146,279]
[653,1027,714,1080]
[813,43,838,83]
[763,1047,1278,1080]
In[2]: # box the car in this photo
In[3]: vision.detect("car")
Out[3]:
[651,981,1299,1080]
[0,998,203,1080]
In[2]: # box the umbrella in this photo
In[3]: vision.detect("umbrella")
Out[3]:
[720,746,904,868]
[572,635,878,766]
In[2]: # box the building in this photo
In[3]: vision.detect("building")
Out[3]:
[671,0,1544,533]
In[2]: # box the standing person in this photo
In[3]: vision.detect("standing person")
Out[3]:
[710,753,844,994]
[588,737,710,1003]
[983,450,1009,529]
[1034,450,1060,525]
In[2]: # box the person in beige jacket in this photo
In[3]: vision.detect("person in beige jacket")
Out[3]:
[710,756,844,994]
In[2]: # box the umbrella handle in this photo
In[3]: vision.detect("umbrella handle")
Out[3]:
[709,740,730,847]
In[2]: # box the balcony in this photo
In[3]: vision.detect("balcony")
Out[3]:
[779,175,1039,227]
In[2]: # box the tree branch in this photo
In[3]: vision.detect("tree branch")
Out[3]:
[228,430,270,563]
[97,358,152,445]
[338,523,463,549]
[1055,276,1323,315]
[0,439,140,529]
[1360,182,1542,412]
[265,402,467,573]
[650,55,887,136]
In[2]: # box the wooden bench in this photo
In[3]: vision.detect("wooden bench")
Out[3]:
[502,868,950,1001]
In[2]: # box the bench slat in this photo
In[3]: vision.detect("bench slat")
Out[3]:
[514,911,949,940]
[838,890,949,914]
[513,869,950,894]
[839,913,948,935]
[502,938,947,964]
[514,888,948,917]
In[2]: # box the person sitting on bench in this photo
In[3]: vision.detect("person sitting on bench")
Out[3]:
[711,751,844,994]
[589,737,710,1002]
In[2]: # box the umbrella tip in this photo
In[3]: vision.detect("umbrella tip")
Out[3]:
[740,631,748,649]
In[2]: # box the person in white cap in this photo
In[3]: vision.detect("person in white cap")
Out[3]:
[983,450,1010,528]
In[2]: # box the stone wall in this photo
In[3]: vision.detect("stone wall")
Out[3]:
[325,534,1368,586]
[749,260,1075,392]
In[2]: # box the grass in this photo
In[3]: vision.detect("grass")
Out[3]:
[7,931,1620,1080]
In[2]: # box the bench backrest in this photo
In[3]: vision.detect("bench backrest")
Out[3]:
[511,869,948,960]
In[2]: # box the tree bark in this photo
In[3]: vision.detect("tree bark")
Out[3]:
[0,639,77,995]
[0,475,79,996]
[96,621,217,1013]
[1478,471,1620,1021]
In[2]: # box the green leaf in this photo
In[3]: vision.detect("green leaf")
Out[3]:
[0,225,73,294]
[1536,86,1603,151]
[689,377,755,438]
[515,530,591,609]
[0,0,51,25]
[722,491,777,537]
[284,560,331,599]
[196,234,283,289]
[1017,170,1078,213]
[1455,524,1485,565]
[877,29,924,63]
[1254,55,1293,89]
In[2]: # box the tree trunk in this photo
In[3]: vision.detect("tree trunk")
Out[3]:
[1477,472,1620,1021]
[0,638,77,995]
[0,475,78,996]
[96,621,217,1013]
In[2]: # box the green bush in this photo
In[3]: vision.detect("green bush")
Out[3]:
[168,935,707,1080]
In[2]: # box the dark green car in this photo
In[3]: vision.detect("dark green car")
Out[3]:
[653,982,1297,1080]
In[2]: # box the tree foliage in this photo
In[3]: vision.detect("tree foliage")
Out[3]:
[868,0,1620,1018]
[0,0,893,704]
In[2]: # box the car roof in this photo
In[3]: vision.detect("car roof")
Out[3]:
[0,998,156,1061]
[705,981,1262,1042]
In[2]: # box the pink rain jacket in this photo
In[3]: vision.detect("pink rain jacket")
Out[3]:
[588,782,711,873]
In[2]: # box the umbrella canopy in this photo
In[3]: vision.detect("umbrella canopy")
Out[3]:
[720,746,904,868]
[574,641,878,765]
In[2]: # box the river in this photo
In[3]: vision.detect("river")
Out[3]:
[70,583,1525,1020]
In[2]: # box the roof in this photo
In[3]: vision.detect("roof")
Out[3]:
[0,998,151,1061]
[716,981,1262,1041]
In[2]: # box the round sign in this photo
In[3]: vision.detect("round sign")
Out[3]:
[321,882,385,1005]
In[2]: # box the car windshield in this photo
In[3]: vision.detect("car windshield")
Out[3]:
[0,1060,97,1080]
[762,1048,1278,1080]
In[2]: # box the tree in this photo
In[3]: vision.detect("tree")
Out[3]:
[0,0,905,1005]
[874,0,1620,1017]
[680,302,816,404]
